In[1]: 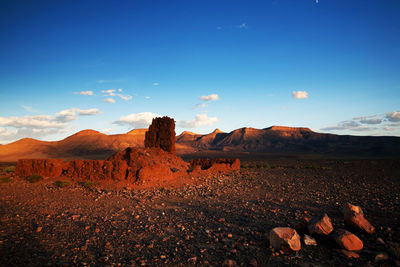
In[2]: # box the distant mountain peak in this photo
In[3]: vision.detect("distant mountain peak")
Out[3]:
[180,131,198,135]
[211,128,224,134]
[265,126,312,132]
[73,129,102,136]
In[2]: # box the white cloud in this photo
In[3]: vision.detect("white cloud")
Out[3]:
[0,108,101,144]
[359,118,382,125]
[292,91,309,99]
[98,80,113,84]
[199,94,219,101]
[101,128,113,134]
[102,89,116,96]
[145,96,151,99]
[114,112,160,128]
[179,114,219,128]
[153,82,159,86]
[77,108,101,116]
[321,120,361,131]
[238,23,248,29]
[74,90,93,96]
[0,115,67,129]
[386,111,400,122]
[21,105,38,113]
[104,98,116,103]
[117,94,132,101]
[118,88,123,92]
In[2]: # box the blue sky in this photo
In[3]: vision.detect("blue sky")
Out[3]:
[0,0,399,143]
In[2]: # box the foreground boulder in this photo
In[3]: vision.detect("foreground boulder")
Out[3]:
[145,116,176,154]
[343,203,375,234]
[15,159,64,177]
[269,227,301,252]
[333,229,363,251]
[308,213,334,235]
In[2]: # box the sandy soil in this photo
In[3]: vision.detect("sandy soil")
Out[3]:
[1,158,400,266]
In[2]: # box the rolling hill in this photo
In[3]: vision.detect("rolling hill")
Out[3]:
[1,126,400,161]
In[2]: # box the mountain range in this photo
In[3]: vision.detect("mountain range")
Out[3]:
[1,126,400,161]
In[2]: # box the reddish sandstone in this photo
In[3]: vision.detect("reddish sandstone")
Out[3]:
[15,159,64,177]
[189,158,240,174]
[145,116,176,154]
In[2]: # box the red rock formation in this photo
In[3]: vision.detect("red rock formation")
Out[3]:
[15,159,64,177]
[189,158,240,174]
[145,116,176,154]
[15,147,190,184]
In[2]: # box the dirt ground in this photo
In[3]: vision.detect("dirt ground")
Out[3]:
[1,158,400,266]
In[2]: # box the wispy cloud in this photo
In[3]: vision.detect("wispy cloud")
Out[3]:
[98,80,113,84]
[101,128,113,134]
[386,111,400,122]
[74,90,93,96]
[145,96,151,100]
[102,89,132,101]
[21,105,38,113]
[238,23,248,29]
[0,107,102,143]
[114,112,160,128]
[153,82,159,86]
[292,91,309,99]
[102,89,116,96]
[179,114,219,128]
[199,94,219,101]
[104,98,116,103]
[321,110,400,133]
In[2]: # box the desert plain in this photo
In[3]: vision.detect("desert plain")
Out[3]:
[1,123,400,266]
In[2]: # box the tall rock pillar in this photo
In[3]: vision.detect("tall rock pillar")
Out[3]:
[145,116,176,154]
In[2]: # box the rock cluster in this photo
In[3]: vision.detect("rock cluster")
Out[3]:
[189,158,241,174]
[269,203,374,256]
[145,116,176,154]
[15,116,240,184]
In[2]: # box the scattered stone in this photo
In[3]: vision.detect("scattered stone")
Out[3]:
[36,226,43,233]
[375,253,389,262]
[269,227,301,252]
[343,203,375,234]
[333,229,363,251]
[223,259,237,266]
[341,250,360,258]
[376,237,385,245]
[303,234,317,246]
[308,213,334,235]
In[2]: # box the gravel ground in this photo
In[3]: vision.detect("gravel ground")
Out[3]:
[1,159,400,266]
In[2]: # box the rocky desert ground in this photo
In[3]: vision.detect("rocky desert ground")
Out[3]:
[1,157,400,266]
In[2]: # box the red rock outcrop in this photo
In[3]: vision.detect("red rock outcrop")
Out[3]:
[15,159,64,177]
[189,158,240,174]
[145,116,176,154]
[15,147,190,184]
[15,117,240,184]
